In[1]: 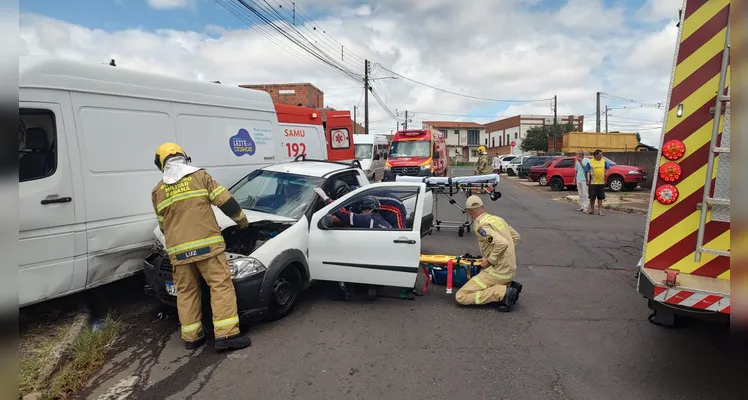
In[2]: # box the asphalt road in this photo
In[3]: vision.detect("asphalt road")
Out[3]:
[81,167,737,400]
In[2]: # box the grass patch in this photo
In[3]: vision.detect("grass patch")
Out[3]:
[19,319,76,395]
[36,315,121,400]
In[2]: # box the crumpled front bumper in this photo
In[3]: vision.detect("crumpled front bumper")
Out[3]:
[143,250,269,323]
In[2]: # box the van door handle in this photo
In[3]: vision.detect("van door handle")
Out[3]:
[41,196,72,205]
[393,239,416,244]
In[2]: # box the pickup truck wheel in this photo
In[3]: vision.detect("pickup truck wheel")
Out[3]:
[538,175,547,186]
[549,177,564,191]
[266,266,302,321]
[507,169,515,176]
[608,176,625,192]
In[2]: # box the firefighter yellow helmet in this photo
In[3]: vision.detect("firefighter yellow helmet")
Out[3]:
[478,145,487,154]
[154,142,188,171]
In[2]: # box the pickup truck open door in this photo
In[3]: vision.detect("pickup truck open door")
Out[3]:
[308,182,426,288]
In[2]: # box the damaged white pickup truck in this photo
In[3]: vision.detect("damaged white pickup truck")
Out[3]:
[144,158,433,324]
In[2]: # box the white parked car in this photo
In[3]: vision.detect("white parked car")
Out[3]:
[144,158,434,323]
[499,155,517,173]
[505,156,529,176]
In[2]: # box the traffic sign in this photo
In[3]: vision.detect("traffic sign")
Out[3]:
[510,141,516,147]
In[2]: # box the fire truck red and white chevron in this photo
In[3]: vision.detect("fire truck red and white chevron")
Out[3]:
[652,285,730,314]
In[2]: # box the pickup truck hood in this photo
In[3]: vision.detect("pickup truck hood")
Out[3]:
[153,207,296,248]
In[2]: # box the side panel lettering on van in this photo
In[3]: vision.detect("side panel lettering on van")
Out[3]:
[284,129,306,137]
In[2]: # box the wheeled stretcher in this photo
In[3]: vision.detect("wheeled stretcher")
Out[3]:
[396,174,502,236]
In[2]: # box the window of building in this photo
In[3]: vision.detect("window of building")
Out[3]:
[492,137,495,147]
[439,129,447,137]
[515,132,518,139]
[467,129,480,146]
[19,108,58,182]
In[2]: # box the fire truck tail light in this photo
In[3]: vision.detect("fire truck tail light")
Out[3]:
[659,162,682,182]
[655,184,679,205]
[662,140,685,160]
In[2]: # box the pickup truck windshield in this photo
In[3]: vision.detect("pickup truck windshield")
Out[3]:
[229,170,324,220]
[389,141,431,158]
[355,144,373,159]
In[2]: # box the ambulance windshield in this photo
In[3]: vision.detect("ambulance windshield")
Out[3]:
[230,170,323,220]
[389,141,431,158]
[355,144,373,159]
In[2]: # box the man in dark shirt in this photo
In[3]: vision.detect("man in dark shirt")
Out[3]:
[314,188,392,229]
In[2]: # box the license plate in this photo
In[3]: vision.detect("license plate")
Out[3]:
[165,281,178,296]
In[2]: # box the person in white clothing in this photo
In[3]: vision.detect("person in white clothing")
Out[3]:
[571,151,590,212]
[492,156,502,174]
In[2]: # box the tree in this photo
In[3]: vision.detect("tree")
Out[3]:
[520,123,578,152]
[636,132,642,142]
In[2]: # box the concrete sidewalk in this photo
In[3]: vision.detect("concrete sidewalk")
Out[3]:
[563,194,649,214]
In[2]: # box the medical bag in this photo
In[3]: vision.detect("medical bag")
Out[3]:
[427,263,481,287]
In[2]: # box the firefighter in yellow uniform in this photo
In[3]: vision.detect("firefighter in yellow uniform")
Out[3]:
[455,195,522,312]
[473,146,492,193]
[152,143,251,351]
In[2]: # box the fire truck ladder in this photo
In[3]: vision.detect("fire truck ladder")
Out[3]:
[695,20,730,262]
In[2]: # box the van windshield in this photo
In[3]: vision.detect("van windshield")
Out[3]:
[354,144,373,159]
[229,170,324,220]
[389,141,431,158]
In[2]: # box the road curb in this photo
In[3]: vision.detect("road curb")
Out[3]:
[560,196,647,214]
[37,312,90,384]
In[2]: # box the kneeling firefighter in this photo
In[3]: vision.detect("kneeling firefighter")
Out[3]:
[455,195,522,312]
[152,143,251,351]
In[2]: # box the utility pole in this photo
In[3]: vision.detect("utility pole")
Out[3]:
[404,110,408,129]
[605,105,609,133]
[364,60,370,135]
[552,95,557,153]
[353,106,357,134]
[596,92,601,132]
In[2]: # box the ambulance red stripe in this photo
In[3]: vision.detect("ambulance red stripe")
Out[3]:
[646,221,729,271]
[677,4,730,64]
[683,0,708,20]
[670,52,724,108]
[690,252,730,277]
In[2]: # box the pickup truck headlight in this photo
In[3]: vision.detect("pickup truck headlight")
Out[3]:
[228,257,266,279]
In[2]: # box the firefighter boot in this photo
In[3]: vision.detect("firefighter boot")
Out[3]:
[215,333,251,352]
[510,281,523,296]
[495,287,519,313]
[185,335,206,350]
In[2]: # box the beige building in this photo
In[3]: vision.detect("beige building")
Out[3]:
[484,115,584,155]
[421,121,487,162]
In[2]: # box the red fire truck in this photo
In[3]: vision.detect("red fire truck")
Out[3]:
[274,104,355,162]
[637,0,731,326]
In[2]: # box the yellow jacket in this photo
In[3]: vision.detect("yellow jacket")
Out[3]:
[476,154,491,175]
[152,169,248,266]
[473,213,520,280]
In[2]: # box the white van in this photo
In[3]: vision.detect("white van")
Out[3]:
[17,56,317,307]
[353,134,389,181]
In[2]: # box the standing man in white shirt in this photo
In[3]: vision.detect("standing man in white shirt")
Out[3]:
[571,151,590,213]
[492,155,502,174]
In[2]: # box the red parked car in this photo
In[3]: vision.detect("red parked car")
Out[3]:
[528,157,559,186]
[545,156,647,192]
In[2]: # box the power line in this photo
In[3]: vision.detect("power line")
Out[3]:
[217,0,350,78]
[601,92,664,109]
[374,63,554,103]
[222,0,362,83]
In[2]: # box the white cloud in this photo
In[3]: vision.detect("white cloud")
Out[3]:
[146,0,195,10]
[636,0,683,23]
[19,0,677,145]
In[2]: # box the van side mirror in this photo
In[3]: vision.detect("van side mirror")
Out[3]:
[319,214,335,230]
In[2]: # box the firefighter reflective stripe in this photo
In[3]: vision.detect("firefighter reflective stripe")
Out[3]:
[209,186,226,201]
[157,215,164,222]
[486,269,514,281]
[167,235,225,256]
[213,316,239,328]
[157,189,209,212]
[472,276,488,289]
[181,321,202,333]
[474,292,481,305]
